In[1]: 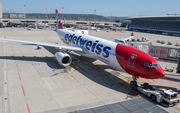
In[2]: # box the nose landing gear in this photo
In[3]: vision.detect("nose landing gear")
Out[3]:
[130,76,139,90]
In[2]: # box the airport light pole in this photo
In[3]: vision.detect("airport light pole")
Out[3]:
[111,13,112,21]
[82,10,83,21]
[24,5,26,28]
[46,8,48,19]
[45,8,48,24]
[62,7,64,20]
[94,10,96,23]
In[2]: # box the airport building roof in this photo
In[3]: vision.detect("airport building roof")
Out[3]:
[127,16,180,34]
[126,15,180,19]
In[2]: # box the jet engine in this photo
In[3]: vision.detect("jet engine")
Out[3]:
[55,52,72,66]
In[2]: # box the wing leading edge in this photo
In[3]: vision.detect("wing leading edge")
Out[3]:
[117,32,134,42]
[0,38,83,51]
[110,32,134,42]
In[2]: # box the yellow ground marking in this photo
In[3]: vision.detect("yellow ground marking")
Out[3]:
[86,59,180,111]
[36,30,48,35]
[173,106,180,111]
[81,57,141,88]
[104,69,130,84]
[137,82,144,84]
[114,78,120,80]
[124,77,132,79]
[10,28,15,35]
[97,34,101,36]
[115,72,121,75]
[35,34,52,43]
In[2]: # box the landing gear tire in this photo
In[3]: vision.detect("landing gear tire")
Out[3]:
[130,81,137,87]
[133,85,138,91]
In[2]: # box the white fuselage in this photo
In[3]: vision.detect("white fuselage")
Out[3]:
[56,29,125,72]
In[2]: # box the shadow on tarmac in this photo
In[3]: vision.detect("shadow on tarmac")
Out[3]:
[162,72,180,83]
[162,76,180,83]
[2,45,138,95]
[69,53,138,96]
[43,46,138,95]
[1,55,60,69]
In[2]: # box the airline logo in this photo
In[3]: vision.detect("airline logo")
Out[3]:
[64,34,111,58]
[127,54,137,67]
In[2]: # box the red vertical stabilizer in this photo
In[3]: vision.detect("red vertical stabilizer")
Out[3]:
[126,24,129,28]
[55,9,63,29]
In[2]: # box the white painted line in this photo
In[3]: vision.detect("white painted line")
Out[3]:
[3,41,8,113]
[42,78,63,107]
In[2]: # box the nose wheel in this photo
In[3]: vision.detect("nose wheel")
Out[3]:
[130,81,137,87]
[130,76,138,90]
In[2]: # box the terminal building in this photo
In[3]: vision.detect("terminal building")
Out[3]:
[127,16,180,35]
[126,16,180,61]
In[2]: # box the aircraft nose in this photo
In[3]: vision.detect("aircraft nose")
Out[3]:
[155,68,165,79]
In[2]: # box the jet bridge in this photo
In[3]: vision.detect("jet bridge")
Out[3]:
[127,42,180,61]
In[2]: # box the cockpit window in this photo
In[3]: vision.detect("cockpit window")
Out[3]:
[144,62,160,67]
[152,63,160,67]
[144,62,150,66]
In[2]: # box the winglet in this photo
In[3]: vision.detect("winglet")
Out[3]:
[55,9,63,29]
[131,32,134,36]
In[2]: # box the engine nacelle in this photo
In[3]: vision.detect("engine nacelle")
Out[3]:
[55,52,72,66]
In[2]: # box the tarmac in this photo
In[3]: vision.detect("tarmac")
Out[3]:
[0,27,179,113]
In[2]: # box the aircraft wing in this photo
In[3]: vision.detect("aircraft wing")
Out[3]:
[0,38,83,51]
[117,36,134,42]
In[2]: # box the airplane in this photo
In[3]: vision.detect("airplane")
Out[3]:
[0,19,7,27]
[110,24,129,32]
[36,23,49,29]
[77,22,96,30]
[0,9,165,87]
[0,22,7,27]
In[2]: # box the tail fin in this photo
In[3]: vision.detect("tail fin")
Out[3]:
[126,24,129,28]
[89,22,91,26]
[55,9,63,29]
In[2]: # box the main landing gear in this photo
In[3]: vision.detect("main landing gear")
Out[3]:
[130,76,139,90]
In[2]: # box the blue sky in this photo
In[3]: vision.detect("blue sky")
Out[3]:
[2,0,180,17]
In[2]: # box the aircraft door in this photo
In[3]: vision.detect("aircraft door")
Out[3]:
[127,54,137,67]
